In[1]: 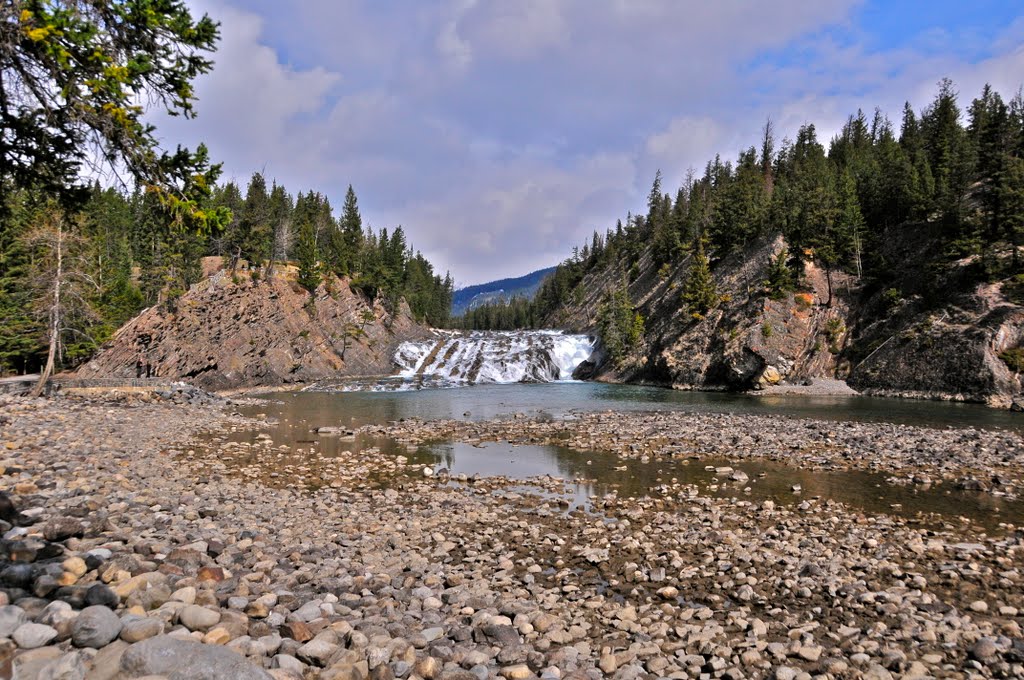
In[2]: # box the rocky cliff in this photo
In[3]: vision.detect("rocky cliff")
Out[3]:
[555,236,852,391]
[844,227,1024,407]
[550,233,1024,407]
[76,258,430,391]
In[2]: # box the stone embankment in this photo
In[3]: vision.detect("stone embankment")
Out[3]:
[2,395,1024,678]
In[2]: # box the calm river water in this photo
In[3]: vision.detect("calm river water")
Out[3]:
[227,382,1024,531]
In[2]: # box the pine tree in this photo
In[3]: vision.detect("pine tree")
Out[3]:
[764,247,796,299]
[682,238,717,319]
[0,0,221,225]
[294,199,320,294]
[337,185,364,276]
[239,173,272,269]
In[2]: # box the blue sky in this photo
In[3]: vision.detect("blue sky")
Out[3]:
[157,1,1024,284]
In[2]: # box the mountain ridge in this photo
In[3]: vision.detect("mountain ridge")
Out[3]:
[452,266,556,316]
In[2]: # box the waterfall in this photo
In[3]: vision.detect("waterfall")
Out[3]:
[394,330,595,387]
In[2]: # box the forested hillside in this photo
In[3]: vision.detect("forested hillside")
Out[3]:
[0,2,453,382]
[450,266,555,316]
[0,179,453,376]
[461,80,1024,404]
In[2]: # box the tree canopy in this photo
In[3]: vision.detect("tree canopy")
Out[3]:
[0,0,221,223]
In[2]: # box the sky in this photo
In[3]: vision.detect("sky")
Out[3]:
[155,0,1024,286]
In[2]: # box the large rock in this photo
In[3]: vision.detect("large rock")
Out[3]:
[71,605,122,648]
[13,623,58,649]
[0,605,26,637]
[118,635,273,679]
[178,605,221,632]
[76,266,431,390]
[42,517,85,542]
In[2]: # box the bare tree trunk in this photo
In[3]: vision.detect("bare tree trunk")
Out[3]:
[853,229,863,281]
[33,218,62,398]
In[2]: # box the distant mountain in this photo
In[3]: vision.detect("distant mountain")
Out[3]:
[452,266,556,316]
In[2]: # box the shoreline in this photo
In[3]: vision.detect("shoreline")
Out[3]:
[2,393,1024,678]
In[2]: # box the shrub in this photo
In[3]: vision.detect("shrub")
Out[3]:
[794,293,813,310]
[1004,274,1024,306]
[882,287,902,312]
[1001,348,1024,373]
[825,318,846,353]
[761,322,773,339]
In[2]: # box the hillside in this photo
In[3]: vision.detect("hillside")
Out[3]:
[545,232,1024,408]
[452,266,555,316]
[76,258,430,391]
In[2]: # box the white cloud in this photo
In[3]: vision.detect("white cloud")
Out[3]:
[644,117,737,186]
[151,0,1024,284]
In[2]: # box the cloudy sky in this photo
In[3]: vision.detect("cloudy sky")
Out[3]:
[157,1,1024,285]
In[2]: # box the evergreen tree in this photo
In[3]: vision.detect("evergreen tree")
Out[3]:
[239,173,272,269]
[682,238,717,319]
[294,200,320,294]
[335,185,364,276]
[0,0,221,225]
[764,248,796,299]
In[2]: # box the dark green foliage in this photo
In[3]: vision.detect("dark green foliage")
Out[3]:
[1,1,223,229]
[681,239,717,319]
[294,204,320,294]
[1000,348,1024,373]
[597,279,640,364]
[453,296,537,331]
[522,79,1024,333]
[764,248,796,299]
[882,287,903,313]
[329,185,363,277]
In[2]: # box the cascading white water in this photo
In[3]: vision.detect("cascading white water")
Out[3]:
[394,330,595,387]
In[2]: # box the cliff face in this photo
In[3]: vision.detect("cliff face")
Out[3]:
[549,233,1024,407]
[76,259,430,391]
[844,228,1024,407]
[554,236,850,391]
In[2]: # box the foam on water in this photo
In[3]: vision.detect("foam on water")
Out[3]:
[392,330,595,388]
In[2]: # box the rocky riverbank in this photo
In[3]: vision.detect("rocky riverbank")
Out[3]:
[3,395,1024,679]
[366,410,1024,497]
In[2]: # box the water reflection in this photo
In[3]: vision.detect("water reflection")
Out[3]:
[251,382,1024,432]
[406,441,1021,531]
[223,384,1024,532]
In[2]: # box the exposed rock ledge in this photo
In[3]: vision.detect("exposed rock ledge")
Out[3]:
[76,258,429,391]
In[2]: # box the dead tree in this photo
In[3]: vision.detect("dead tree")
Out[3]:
[26,212,98,397]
